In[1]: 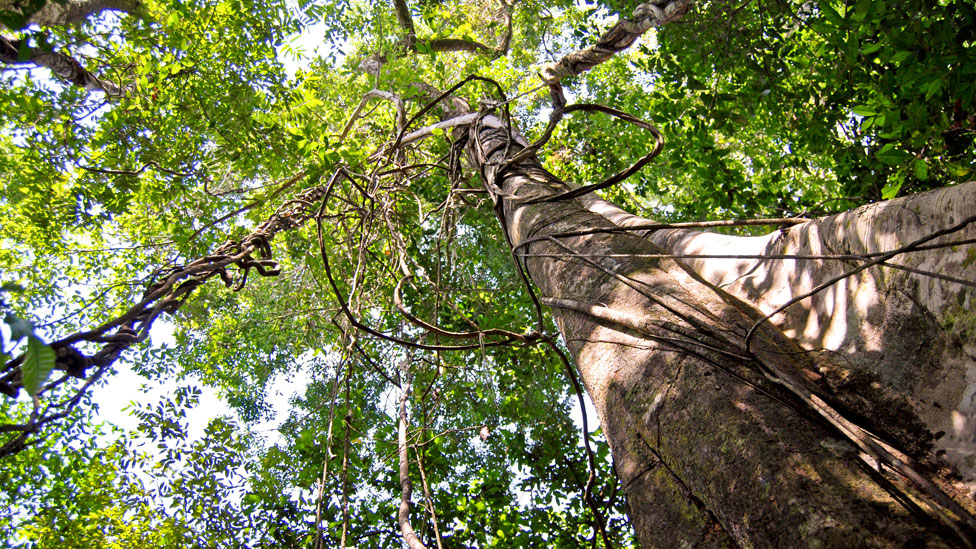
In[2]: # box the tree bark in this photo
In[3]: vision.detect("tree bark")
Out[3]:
[462,115,976,545]
[0,36,133,96]
[0,0,143,28]
[398,366,427,549]
[647,183,976,487]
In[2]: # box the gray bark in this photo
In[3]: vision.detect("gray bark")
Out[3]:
[0,0,143,28]
[645,183,976,491]
[0,36,132,95]
[539,0,694,84]
[463,116,976,546]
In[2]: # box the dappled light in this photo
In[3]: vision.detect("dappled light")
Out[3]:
[2,0,975,546]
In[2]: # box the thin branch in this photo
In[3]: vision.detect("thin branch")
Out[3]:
[186,169,308,243]
[314,351,347,549]
[540,334,614,549]
[878,261,976,290]
[515,100,665,204]
[394,276,541,343]
[397,359,426,549]
[340,370,353,548]
[413,446,444,549]
[76,160,201,177]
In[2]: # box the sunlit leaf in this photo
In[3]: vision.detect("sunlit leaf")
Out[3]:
[22,335,55,397]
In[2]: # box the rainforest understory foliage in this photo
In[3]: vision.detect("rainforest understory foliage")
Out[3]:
[1,0,975,546]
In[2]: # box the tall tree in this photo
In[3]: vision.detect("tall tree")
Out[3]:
[1,0,975,546]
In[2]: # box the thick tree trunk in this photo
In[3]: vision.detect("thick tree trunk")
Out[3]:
[648,184,976,486]
[464,117,976,545]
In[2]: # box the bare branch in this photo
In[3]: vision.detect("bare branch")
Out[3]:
[340,89,407,141]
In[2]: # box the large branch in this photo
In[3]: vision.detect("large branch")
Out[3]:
[0,36,132,96]
[361,0,512,74]
[0,171,316,457]
[540,0,694,85]
[428,37,492,54]
[392,0,417,46]
[391,0,513,57]
[0,0,143,28]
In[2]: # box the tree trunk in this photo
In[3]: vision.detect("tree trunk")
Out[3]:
[464,117,976,546]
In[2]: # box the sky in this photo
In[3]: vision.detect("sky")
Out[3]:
[4,3,602,483]
[85,13,601,450]
[88,19,332,446]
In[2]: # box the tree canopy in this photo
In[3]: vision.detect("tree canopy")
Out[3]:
[1,0,974,546]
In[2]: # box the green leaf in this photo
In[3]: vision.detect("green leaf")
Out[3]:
[22,335,55,397]
[876,143,911,165]
[914,158,928,180]
[948,163,972,177]
[881,180,902,200]
[860,42,883,55]
[851,105,877,116]
[17,41,31,62]
[431,127,444,136]
[889,50,912,64]
[819,3,844,25]
[851,0,872,22]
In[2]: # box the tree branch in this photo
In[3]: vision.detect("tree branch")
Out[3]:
[392,0,417,47]
[0,0,145,29]
[397,360,426,549]
[0,36,133,96]
[390,0,513,58]
[428,37,492,54]
[540,0,694,85]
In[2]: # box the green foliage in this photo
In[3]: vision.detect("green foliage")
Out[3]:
[0,0,969,546]
[539,0,976,223]
[2,289,54,398]
[21,335,54,397]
